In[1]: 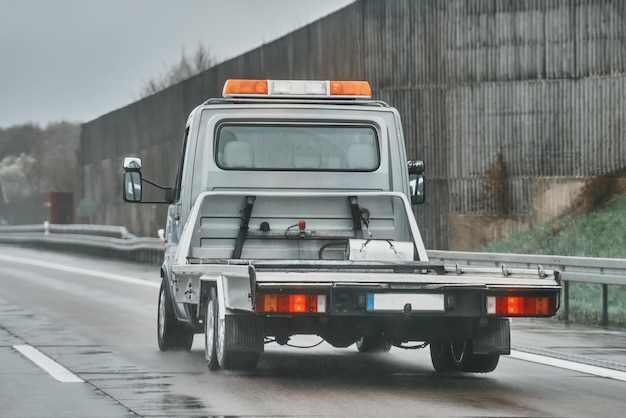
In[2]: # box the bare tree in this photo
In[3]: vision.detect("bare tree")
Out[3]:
[0,122,80,202]
[31,122,80,193]
[0,153,36,201]
[0,124,41,159]
[139,42,216,98]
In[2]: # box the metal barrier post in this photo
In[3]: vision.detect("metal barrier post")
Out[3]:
[562,281,569,321]
[601,284,608,326]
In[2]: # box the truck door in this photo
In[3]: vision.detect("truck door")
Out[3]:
[166,126,190,248]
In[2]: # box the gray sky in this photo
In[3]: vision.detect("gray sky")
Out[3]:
[0,0,354,128]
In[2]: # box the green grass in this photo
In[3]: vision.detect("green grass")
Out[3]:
[565,283,626,327]
[480,195,626,328]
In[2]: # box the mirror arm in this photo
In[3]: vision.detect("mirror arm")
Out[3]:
[142,178,176,203]
[126,175,175,203]
[141,177,168,190]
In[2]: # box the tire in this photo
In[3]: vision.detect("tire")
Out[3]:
[356,336,392,353]
[157,279,194,351]
[430,339,500,373]
[220,350,260,371]
[459,341,500,373]
[205,287,219,370]
[429,339,456,372]
[460,354,500,373]
[214,291,260,370]
[450,340,467,367]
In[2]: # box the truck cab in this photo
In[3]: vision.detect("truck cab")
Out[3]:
[127,80,424,244]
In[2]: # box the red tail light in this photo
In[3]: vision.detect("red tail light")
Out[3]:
[255,293,326,314]
[487,295,557,317]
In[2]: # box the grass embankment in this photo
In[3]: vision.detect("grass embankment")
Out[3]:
[481,170,626,328]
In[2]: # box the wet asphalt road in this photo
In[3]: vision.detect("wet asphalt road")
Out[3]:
[1,245,625,417]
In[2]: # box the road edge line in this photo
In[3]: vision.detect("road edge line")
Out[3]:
[0,253,159,288]
[510,350,626,382]
[13,344,84,383]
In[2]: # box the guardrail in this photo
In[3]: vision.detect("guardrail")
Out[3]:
[0,223,165,264]
[1,224,625,326]
[0,222,137,238]
[428,250,626,326]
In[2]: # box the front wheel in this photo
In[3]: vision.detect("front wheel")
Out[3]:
[204,287,219,370]
[157,279,194,351]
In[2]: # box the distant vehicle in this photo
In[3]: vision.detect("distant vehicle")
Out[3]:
[122,79,561,373]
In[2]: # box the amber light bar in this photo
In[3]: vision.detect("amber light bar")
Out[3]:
[254,293,327,314]
[223,79,372,98]
[487,295,557,317]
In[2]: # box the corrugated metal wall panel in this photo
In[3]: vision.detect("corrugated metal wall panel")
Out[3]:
[79,0,626,250]
[363,0,443,87]
[376,87,448,175]
[441,0,626,82]
[413,178,451,251]
[446,77,626,179]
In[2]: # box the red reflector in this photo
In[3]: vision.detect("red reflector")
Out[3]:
[488,295,556,317]
[255,294,324,314]
[277,294,290,312]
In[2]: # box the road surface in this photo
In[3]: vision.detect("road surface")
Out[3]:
[1,245,625,417]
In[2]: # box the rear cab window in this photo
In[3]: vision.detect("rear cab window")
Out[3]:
[215,124,379,171]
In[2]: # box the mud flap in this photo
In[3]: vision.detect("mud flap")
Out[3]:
[472,318,510,355]
[224,314,264,353]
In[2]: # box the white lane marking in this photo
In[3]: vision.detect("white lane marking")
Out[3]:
[0,253,159,288]
[510,350,626,382]
[13,344,84,383]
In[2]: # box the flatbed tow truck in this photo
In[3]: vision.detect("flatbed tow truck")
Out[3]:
[122,79,561,373]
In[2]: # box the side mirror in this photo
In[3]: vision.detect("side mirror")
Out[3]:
[408,160,425,205]
[122,157,143,202]
[122,155,173,204]
[123,171,143,202]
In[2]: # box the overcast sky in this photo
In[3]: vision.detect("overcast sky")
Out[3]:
[0,0,354,129]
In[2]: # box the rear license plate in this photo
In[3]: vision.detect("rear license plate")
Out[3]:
[366,293,444,312]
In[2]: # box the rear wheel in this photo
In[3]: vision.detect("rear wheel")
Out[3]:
[157,279,194,351]
[214,291,260,370]
[450,340,467,367]
[459,341,500,373]
[461,354,500,373]
[430,339,500,373]
[429,339,456,372]
[356,336,391,353]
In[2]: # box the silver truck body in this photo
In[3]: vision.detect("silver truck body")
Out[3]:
[123,80,560,373]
